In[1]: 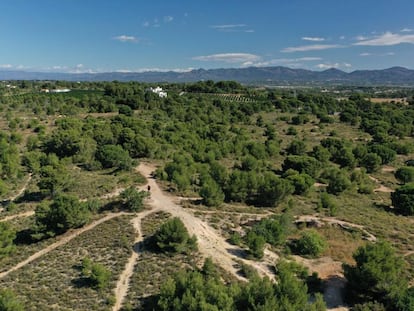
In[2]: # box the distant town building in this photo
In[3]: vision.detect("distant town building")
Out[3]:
[41,88,71,93]
[50,88,71,93]
[149,86,167,98]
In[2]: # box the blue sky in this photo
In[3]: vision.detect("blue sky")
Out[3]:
[1,0,414,73]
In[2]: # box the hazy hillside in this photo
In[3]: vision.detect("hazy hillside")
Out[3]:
[2,66,414,85]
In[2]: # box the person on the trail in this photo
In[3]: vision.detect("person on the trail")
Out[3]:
[147,185,151,192]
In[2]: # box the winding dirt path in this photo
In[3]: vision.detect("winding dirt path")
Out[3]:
[295,215,377,242]
[0,212,127,279]
[0,210,35,222]
[138,163,275,279]
[8,174,32,202]
[1,174,33,213]
[368,175,394,193]
[112,163,277,310]
[112,207,161,311]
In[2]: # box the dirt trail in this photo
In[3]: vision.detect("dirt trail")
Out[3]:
[0,212,127,279]
[368,175,394,193]
[136,163,275,281]
[79,187,126,203]
[8,174,32,202]
[112,207,161,311]
[114,163,273,311]
[382,165,396,173]
[1,174,33,213]
[100,187,125,200]
[0,210,35,222]
[404,250,414,257]
[296,215,376,242]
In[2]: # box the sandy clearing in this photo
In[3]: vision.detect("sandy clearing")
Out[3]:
[382,165,396,173]
[293,255,348,310]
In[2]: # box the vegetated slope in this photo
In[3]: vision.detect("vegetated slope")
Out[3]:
[2,66,414,85]
[1,80,414,310]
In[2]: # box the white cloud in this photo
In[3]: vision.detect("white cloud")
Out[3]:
[356,35,369,41]
[353,31,414,46]
[210,24,246,29]
[113,35,138,43]
[316,62,351,70]
[281,44,342,53]
[210,24,253,33]
[164,16,173,23]
[316,63,340,69]
[401,28,413,32]
[193,53,260,63]
[143,18,164,28]
[360,51,395,57]
[240,57,322,67]
[0,64,13,69]
[50,65,68,70]
[121,67,194,73]
[302,36,325,42]
[297,57,323,61]
[339,36,345,40]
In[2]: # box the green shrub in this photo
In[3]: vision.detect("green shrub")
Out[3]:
[154,217,197,254]
[0,289,24,311]
[120,187,148,211]
[0,223,16,258]
[81,257,111,290]
[343,241,407,306]
[246,231,266,259]
[395,167,414,184]
[391,183,414,215]
[294,230,327,257]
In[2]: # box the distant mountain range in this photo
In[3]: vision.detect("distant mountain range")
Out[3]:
[1,66,414,85]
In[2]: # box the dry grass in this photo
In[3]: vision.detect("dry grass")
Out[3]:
[0,215,135,310]
[370,97,407,104]
[317,225,365,264]
[66,167,145,200]
[121,211,202,310]
[0,215,63,273]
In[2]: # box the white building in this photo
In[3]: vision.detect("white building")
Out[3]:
[150,86,167,98]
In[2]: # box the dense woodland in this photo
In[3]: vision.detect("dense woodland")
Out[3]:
[1,80,414,310]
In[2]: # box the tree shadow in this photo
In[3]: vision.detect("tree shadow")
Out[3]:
[323,275,347,309]
[227,247,248,259]
[71,276,91,288]
[14,191,44,204]
[138,294,158,311]
[98,200,123,212]
[14,228,37,245]
[372,202,399,215]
